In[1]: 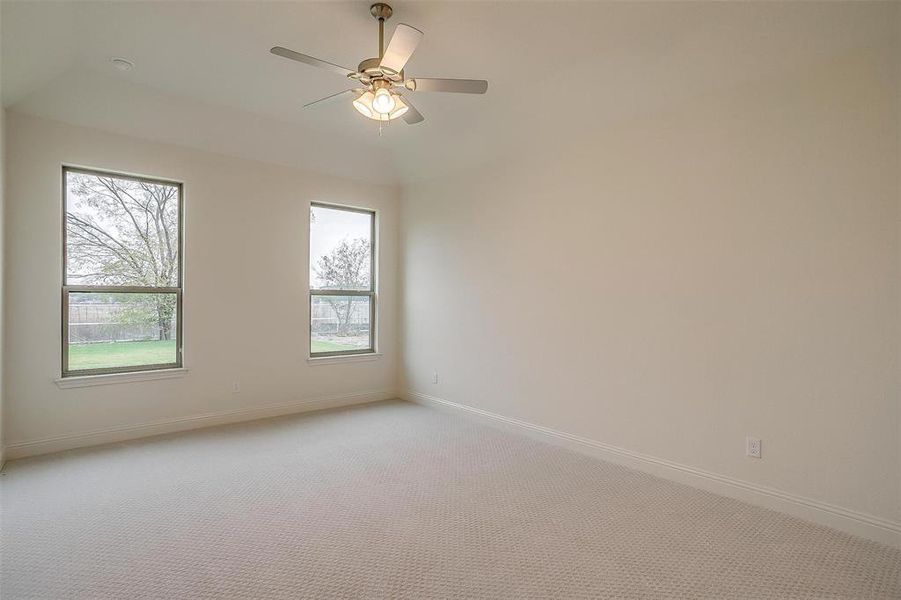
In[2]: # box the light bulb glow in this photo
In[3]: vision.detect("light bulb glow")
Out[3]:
[372,88,396,114]
[351,89,409,122]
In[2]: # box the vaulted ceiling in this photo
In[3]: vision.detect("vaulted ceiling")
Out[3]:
[2,1,895,185]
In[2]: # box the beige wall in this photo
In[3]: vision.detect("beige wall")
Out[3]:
[4,112,399,449]
[401,39,900,527]
[897,7,901,532]
[0,0,5,465]
[0,106,5,466]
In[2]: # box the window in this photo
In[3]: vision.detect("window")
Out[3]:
[309,203,376,357]
[62,167,183,376]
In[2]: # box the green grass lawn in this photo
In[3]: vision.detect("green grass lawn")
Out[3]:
[68,339,177,371]
[310,339,367,353]
[70,339,363,370]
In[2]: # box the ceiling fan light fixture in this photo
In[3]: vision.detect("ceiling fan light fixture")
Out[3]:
[372,88,396,114]
[353,91,375,118]
[389,96,409,120]
[353,89,408,121]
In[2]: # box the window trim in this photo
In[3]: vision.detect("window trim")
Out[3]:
[61,165,185,378]
[309,202,377,359]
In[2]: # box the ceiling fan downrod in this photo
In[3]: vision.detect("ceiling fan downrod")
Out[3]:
[370,3,393,59]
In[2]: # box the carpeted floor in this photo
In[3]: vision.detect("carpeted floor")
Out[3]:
[1,400,899,599]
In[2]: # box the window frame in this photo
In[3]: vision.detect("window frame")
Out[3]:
[309,202,377,359]
[61,165,185,377]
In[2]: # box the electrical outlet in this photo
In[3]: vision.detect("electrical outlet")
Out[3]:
[432,371,439,384]
[232,382,241,394]
[746,436,761,459]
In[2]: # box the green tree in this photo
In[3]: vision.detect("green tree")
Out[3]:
[66,173,178,340]
[315,238,370,336]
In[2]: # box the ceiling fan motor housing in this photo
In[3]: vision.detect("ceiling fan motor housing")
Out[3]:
[354,57,404,83]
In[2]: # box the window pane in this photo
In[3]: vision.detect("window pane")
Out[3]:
[65,170,180,287]
[310,295,371,354]
[67,292,178,371]
[310,205,372,291]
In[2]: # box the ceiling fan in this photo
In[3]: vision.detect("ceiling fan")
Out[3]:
[270,3,488,126]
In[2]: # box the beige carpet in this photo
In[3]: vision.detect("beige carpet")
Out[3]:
[1,400,899,599]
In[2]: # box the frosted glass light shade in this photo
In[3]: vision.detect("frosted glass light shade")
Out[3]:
[352,90,407,122]
[353,91,375,118]
[372,88,396,114]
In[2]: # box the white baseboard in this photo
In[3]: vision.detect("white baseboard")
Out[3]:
[403,390,901,549]
[4,389,397,460]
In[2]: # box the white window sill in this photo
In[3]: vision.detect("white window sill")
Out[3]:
[307,353,382,366]
[55,368,189,389]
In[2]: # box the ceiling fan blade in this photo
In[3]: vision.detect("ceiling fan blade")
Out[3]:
[303,89,364,109]
[379,24,423,74]
[407,78,488,94]
[270,46,355,77]
[402,98,425,125]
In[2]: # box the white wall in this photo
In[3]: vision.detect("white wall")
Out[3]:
[4,112,399,454]
[401,36,901,533]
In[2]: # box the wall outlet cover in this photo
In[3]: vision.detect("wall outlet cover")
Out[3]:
[746,436,762,459]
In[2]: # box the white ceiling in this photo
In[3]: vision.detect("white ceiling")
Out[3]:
[2,1,895,185]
